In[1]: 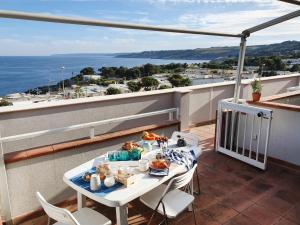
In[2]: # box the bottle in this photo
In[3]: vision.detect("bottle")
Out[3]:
[90,174,101,191]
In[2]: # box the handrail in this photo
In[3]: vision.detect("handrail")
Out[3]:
[0,10,242,38]
[0,108,178,143]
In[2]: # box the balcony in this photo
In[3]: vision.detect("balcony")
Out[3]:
[4,124,300,225]
[0,74,300,225]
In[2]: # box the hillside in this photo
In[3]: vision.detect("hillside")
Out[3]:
[116,41,300,60]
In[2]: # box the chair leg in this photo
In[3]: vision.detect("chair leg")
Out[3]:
[165,216,169,225]
[147,210,157,225]
[192,203,197,225]
[194,166,201,195]
[47,217,51,225]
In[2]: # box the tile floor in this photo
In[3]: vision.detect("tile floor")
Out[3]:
[18,124,300,225]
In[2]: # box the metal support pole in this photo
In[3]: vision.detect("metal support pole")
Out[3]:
[0,131,13,225]
[233,36,247,103]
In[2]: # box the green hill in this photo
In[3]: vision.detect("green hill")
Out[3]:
[116,41,300,60]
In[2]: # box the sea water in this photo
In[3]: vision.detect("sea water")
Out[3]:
[0,54,206,96]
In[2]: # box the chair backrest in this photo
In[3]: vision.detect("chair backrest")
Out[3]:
[36,192,80,225]
[162,164,197,198]
[171,131,199,146]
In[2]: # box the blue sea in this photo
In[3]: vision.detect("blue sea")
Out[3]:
[0,55,205,96]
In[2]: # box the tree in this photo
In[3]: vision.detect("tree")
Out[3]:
[168,74,191,87]
[141,77,159,91]
[0,99,12,107]
[127,81,142,92]
[80,67,95,75]
[125,67,141,79]
[99,67,116,78]
[290,65,300,72]
[105,87,121,95]
[143,64,159,76]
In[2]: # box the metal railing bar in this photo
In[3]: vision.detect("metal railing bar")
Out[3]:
[0,10,242,38]
[249,115,255,159]
[230,110,235,151]
[279,0,300,6]
[0,108,177,143]
[256,117,262,161]
[220,100,272,116]
[243,9,300,35]
[242,114,247,156]
[235,112,240,153]
[224,110,229,148]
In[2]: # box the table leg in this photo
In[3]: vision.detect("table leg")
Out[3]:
[77,192,86,209]
[116,205,128,225]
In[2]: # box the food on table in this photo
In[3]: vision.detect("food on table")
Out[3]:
[156,136,168,143]
[96,163,110,181]
[122,141,140,151]
[142,131,159,141]
[142,131,168,144]
[156,153,163,160]
[156,136,168,148]
[82,172,92,182]
[150,159,170,170]
[115,167,136,187]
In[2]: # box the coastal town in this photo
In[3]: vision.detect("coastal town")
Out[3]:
[1,55,300,107]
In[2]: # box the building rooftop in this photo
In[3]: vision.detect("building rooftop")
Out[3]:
[19,124,300,225]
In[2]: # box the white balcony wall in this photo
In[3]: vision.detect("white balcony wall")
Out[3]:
[0,74,299,154]
[0,91,175,153]
[0,73,299,221]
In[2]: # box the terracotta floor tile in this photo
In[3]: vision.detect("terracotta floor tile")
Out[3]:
[194,193,219,210]
[273,217,299,225]
[242,204,281,225]
[220,191,255,212]
[14,124,300,225]
[224,214,260,225]
[274,189,300,205]
[204,202,239,224]
[283,204,300,224]
[257,195,293,215]
[174,210,221,225]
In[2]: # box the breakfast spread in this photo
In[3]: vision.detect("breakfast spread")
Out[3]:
[76,131,194,191]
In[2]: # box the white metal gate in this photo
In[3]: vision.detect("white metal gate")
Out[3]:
[216,99,272,170]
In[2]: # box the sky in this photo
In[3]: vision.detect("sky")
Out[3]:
[0,0,299,56]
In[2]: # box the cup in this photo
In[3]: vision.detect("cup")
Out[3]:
[139,159,149,172]
[90,174,101,191]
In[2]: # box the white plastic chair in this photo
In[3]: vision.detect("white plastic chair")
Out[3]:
[36,192,111,225]
[171,131,201,194]
[140,164,198,225]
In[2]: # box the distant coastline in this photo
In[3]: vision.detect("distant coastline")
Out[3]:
[0,55,205,96]
[115,41,300,60]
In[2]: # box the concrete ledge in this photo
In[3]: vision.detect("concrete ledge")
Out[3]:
[4,120,180,164]
[248,90,300,112]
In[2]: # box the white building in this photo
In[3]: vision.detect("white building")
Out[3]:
[83,74,102,81]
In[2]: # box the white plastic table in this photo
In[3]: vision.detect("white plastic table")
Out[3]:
[63,140,200,225]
